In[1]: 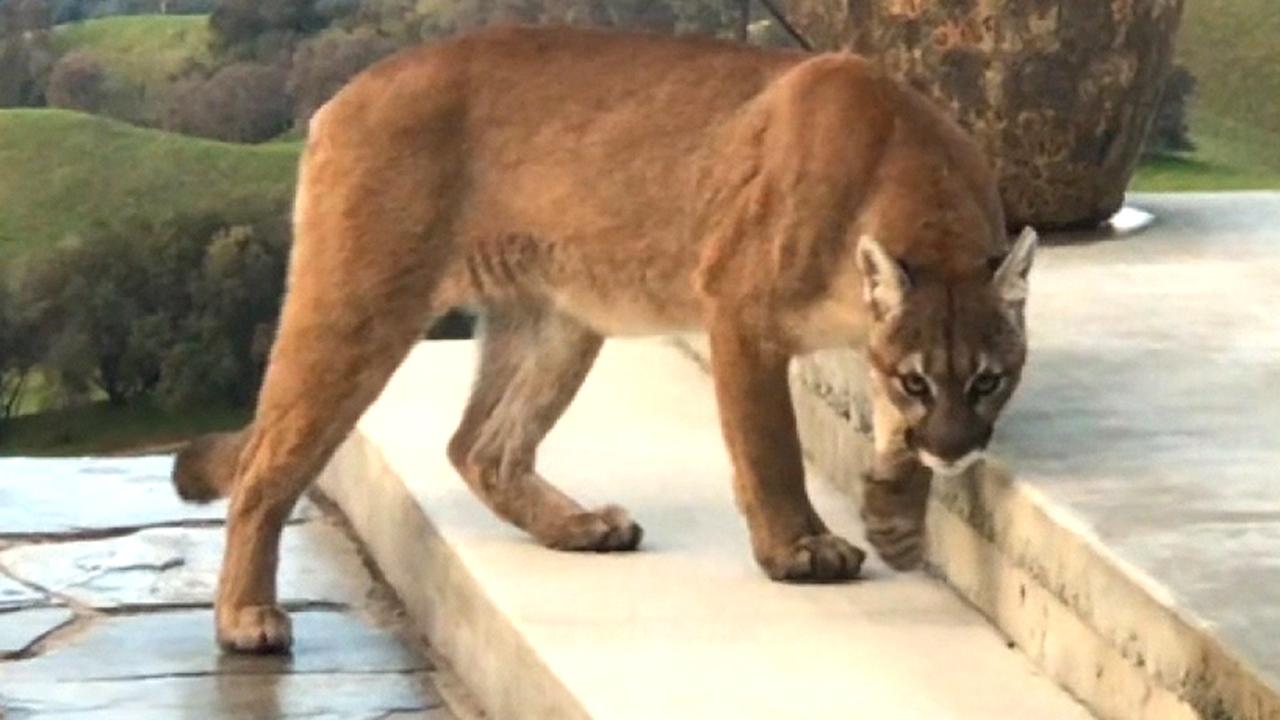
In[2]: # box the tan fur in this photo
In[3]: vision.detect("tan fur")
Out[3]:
[171,25,1035,652]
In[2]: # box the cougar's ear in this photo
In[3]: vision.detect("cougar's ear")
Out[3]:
[992,226,1038,305]
[856,235,912,318]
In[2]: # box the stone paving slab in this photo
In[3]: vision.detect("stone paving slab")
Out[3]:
[0,610,425,681]
[0,577,44,611]
[0,457,457,720]
[0,607,75,658]
[0,457,224,535]
[0,522,372,610]
[3,672,446,720]
[0,456,315,537]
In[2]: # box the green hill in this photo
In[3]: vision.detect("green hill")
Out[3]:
[1178,0,1280,139]
[1132,0,1280,191]
[50,14,212,124]
[0,109,300,258]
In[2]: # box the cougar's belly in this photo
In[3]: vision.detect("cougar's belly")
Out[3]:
[550,282,704,337]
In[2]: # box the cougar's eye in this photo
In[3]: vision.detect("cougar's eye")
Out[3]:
[970,371,1004,397]
[898,372,931,399]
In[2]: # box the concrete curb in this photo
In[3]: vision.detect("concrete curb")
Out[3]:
[317,434,589,720]
[669,337,1279,720]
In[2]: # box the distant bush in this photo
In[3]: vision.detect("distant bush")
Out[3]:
[287,28,396,126]
[164,61,292,142]
[45,50,106,112]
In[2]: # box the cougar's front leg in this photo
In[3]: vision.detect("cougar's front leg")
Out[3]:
[707,320,865,582]
[861,391,932,570]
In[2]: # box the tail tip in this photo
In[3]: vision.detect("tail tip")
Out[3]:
[171,432,237,503]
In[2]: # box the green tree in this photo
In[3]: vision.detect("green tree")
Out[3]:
[0,264,37,424]
[210,0,335,60]
[159,220,288,407]
[19,217,215,406]
[12,215,291,414]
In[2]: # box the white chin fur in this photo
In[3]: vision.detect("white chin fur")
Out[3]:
[918,450,984,478]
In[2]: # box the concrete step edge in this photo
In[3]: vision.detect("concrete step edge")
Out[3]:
[316,433,590,720]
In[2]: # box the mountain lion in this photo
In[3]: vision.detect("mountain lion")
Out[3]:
[172,24,1037,653]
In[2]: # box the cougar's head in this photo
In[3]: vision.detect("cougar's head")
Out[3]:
[856,228,1038,478]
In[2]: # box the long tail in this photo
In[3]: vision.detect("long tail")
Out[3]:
[171,428,250,503]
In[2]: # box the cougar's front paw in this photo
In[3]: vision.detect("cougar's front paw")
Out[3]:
[217,604,292,654]
[547,505,643,552]
[760,533,866,583]
[861,470,930,571]
[863,513,925,571]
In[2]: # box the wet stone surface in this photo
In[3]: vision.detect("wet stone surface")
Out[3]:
[0,456,454,719]
[0,456,315,537]
[3,673,448,720]
[0,523,372,610]
[1,610,426,681]
[0,607,76,658]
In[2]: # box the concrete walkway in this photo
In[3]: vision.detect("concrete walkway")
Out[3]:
[993,192,1280,708]
[0,456,459,719]
[1004,192,1280,682]
[318,341,1093,720]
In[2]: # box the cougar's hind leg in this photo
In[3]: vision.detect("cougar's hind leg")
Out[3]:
[451,308,641,551]
[217,237,449,653]
[215,120,461,653]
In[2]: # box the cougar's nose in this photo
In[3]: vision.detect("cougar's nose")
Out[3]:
[923,411,991,462]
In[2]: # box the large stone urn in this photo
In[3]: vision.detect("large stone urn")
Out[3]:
[785,0,1185,230]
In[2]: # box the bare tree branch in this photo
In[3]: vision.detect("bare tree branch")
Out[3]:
[756,0,813,52]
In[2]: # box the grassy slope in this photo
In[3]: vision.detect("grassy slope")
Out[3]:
[1131,0,1280,191]
[50,14,212,124]
[0,109,301,257]
[1176,0,1280,138]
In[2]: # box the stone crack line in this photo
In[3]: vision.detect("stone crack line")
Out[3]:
[86,600,351,616]
[1,557,109,617]
[61,558,186,593]
[60,668,432,683]
[369,704,443,720]
[0,514,310,545]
